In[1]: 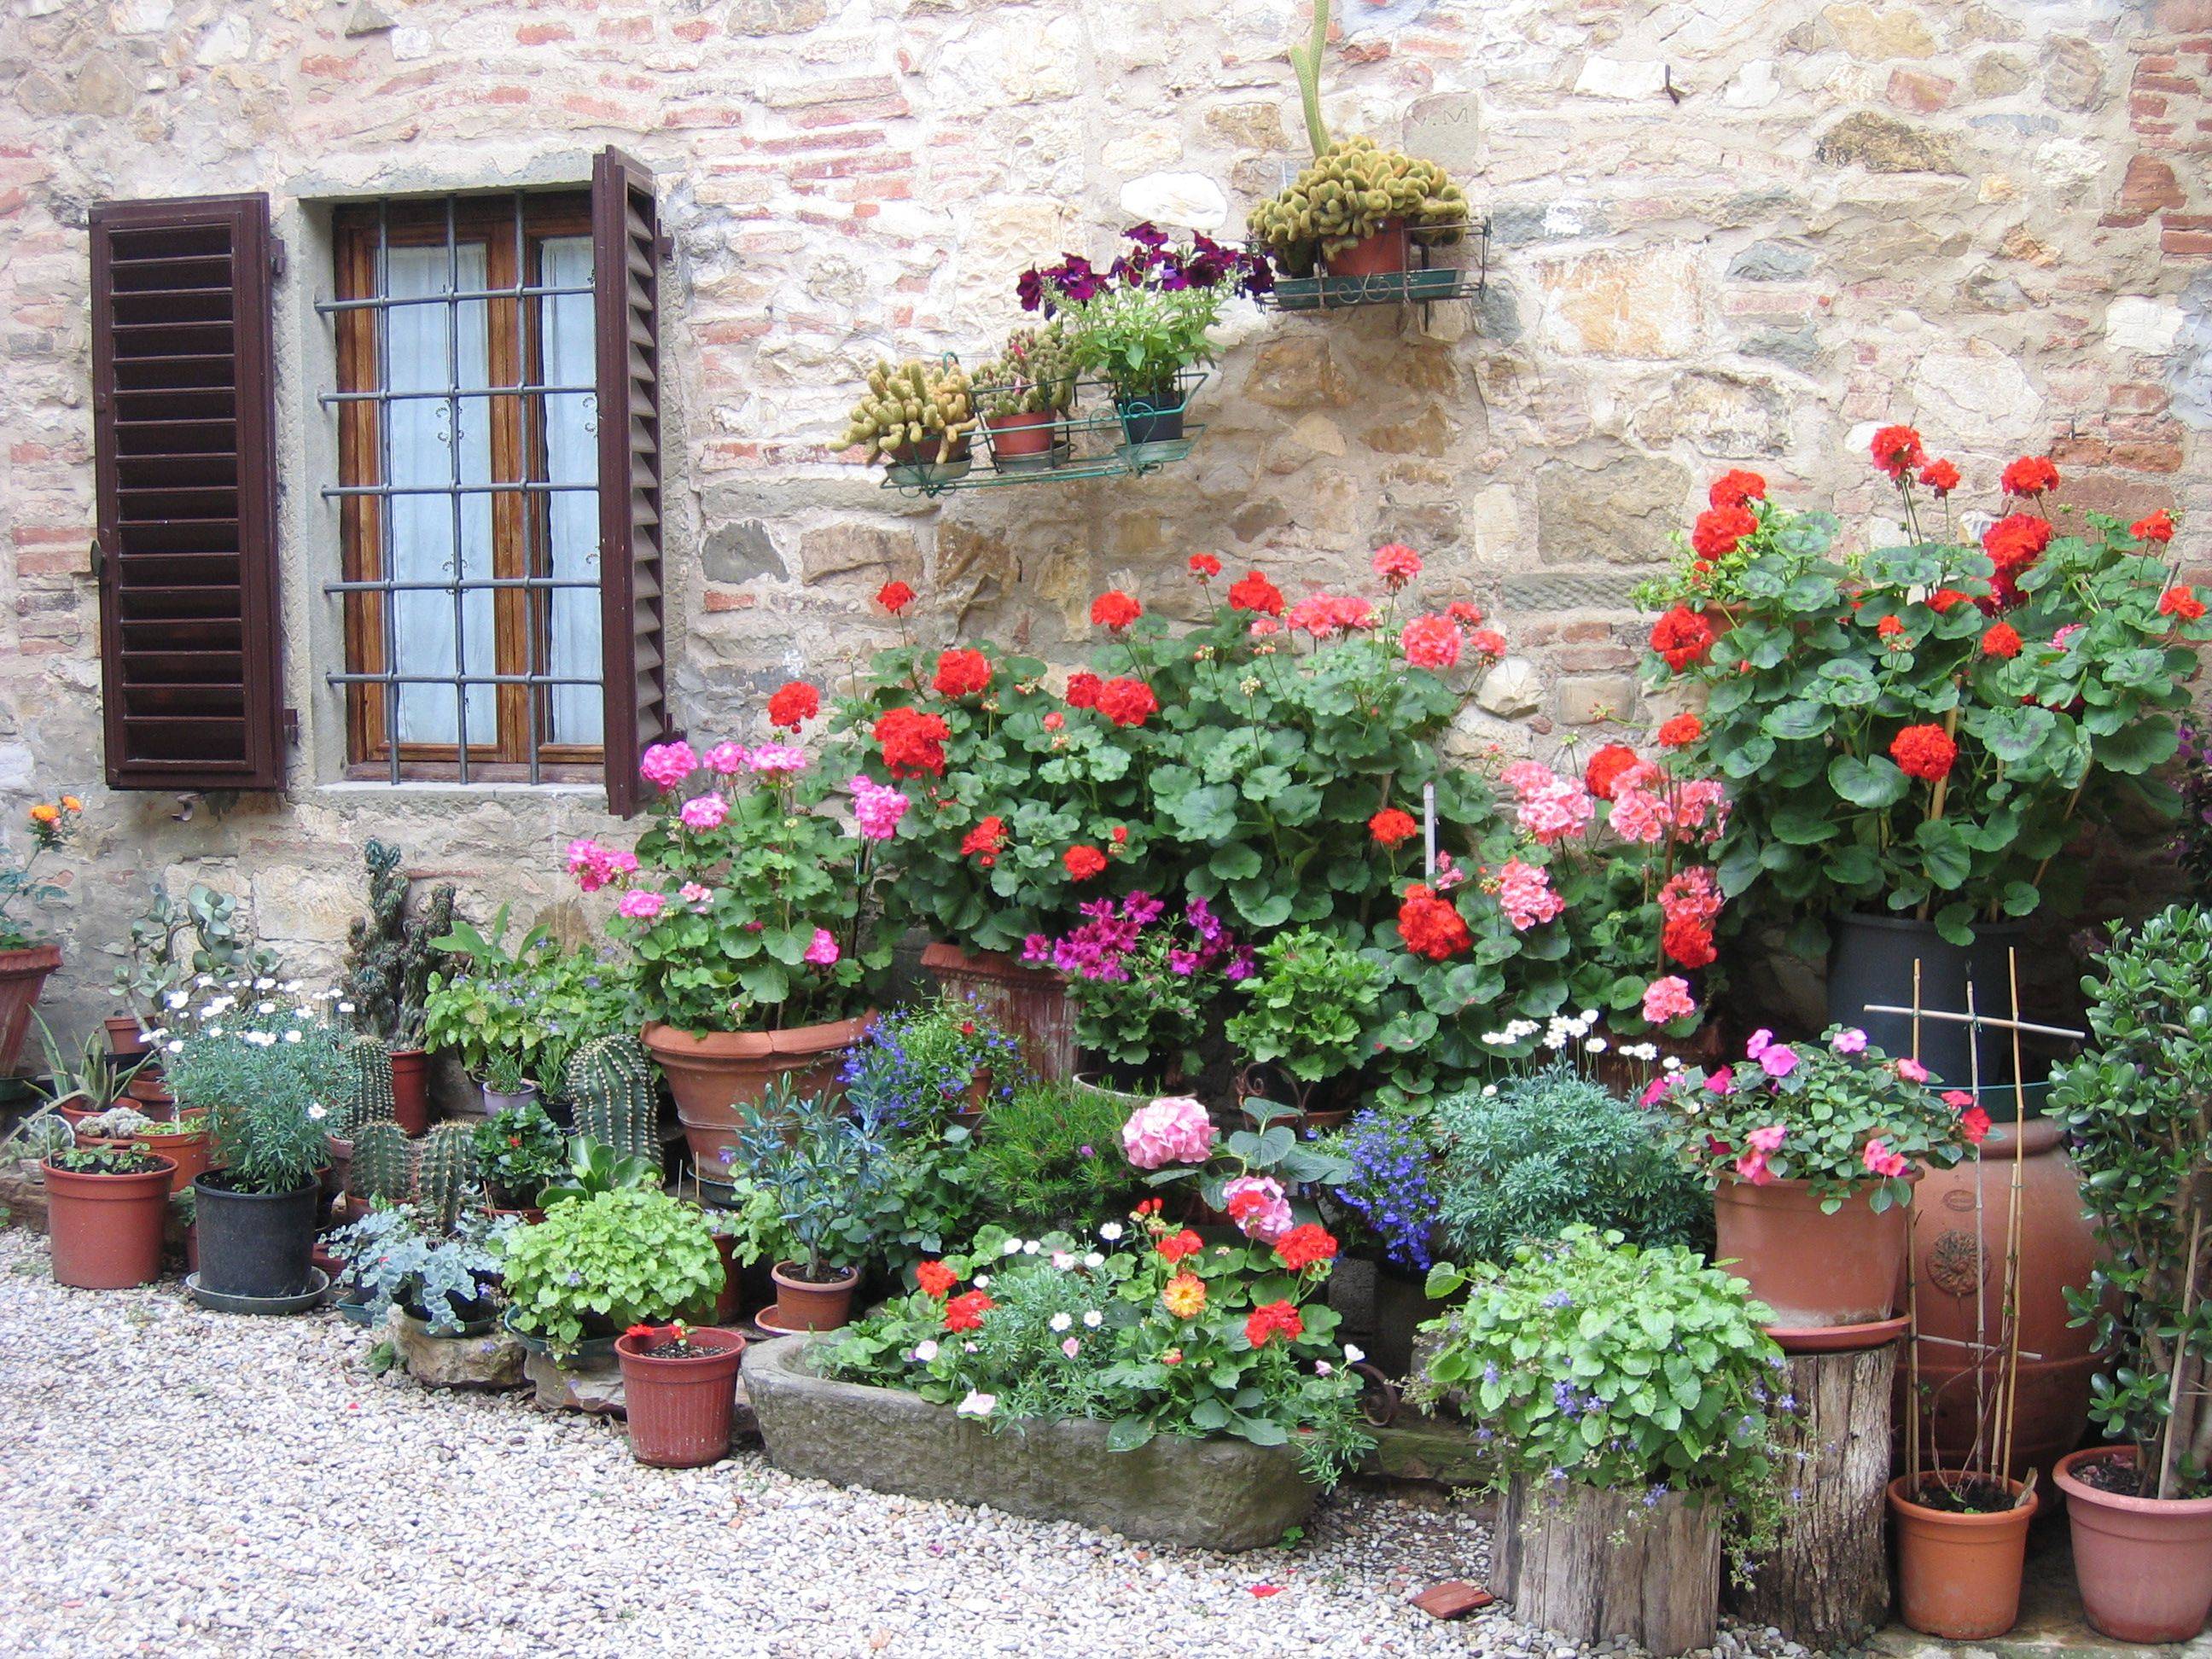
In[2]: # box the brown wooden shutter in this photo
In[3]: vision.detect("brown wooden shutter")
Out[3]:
[90,193,285,793]
[592,148,668,818]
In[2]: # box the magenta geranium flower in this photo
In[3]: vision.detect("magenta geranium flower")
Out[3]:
[639,740,698,790]
[678,794,728,832]
[616,890,665,921]
[803,928,840,966]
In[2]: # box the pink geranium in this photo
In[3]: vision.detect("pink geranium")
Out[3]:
[679,882,713,907]
[850,774,909,841]
[1642,975,1697,1024]
[616,890,665,921]
[1120,1097,1216,1170]
[679,794,729,832]
[640,741,699,790]
[1516,777,1594,846]
[1400,614,1461,671]
[1222,1173,1294,1243]
[804,928,840,966]
[748,742,809,777]
[1495,859,1565,931]
[567,836,635,894]
[705,742,750,776]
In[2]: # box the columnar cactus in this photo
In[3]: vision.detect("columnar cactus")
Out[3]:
[565,1034,661,1167]
[334,1034,398,1136]
[839,358,975,464]
[974,325,1079,421]
[349,1119,415,1205]
[413,1121,479,1232]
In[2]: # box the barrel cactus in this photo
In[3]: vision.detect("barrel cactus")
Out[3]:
[565,1033,662,1167]
[334,1034,398,1136]
[414,1121,480,1232]
[840,358,975,464]
[349,1119,414,1206]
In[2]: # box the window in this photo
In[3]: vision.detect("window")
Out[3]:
[326,192,604,782]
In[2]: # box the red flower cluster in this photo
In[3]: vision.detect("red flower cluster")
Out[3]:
[1063,844,1108,882]
[1708,469,1767,510]
[2000,455,2059,498]
[1189,552,1223,579]
[932,649,992,699]
[1870,424,1925,479]
[1065,671,1103,709]
[766,681,820,730]
[874,707,951,779]
[1274,1223,1338,1272]
[1662,917,1717,970]
[1369,806,1419,847]
[1691,504,1758,562]
[1926,586,1973,613]
[1287,593,1377,638]
[2133,509,2176,544]
[1467,627,1508,659]
[1650,606,1716,672]
[1447,599,1484,626]
[876,579,916,615]
[1398,883,1471,961]
[1228,572,1285,616]
[2162,585,2208,623]
[1890,723,1959,782]
[1981,621,2022,660]
[1658,866,1721,971]
[1584,743,1641,800]
[1091,590,1143,632]
[1371,542,1423,589]
[1982,513,2054,610]
[1400,613,1462,671]
[1918,457,1960,495]
[1656,713,1702,749]
[1156,1228,1203,1264]
[1095,677,1159,728]
[915,1260,958,1298]
[1876,614,1907,644]
[942,1289,994,1332]
[961,815,1009,867]
[1245,1301,1304,1348]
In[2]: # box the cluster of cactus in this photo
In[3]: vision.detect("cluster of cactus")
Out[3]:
[973,325,1079,421]
[333,1034,398,1136]
[413,1122,480,1234]
[76,1106,154,1141]
[840,358,975,463]
[349,1118,415,1205]
[340,840,456,1049]
[1247,136,1468,263]
[564,1033,661,1167]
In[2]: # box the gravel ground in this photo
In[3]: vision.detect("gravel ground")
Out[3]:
[0,1227,1805,1659]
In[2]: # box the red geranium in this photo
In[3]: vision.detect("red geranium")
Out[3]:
[1467,627,1507,659]
[1369,806,1419,847]
[1650,606,1716,672]
[1890,723,1959,782]
[1065,671,1103,710]
[1656,713,1702,748]
[1981,622,2022,659]
[1398,883,1471,961]
[1400,613,1461,670]
[1091,590,1143,632]
[1918,458,1961,495]
[1227,572,1286,616]
[765,681,820,729]
[2162,585,2208,623]
[1691,504,1758,561]
[915,1260,958,1298]
[1662,915,1718,970]
[2133,509,2176,544]
[1982,513,2053,575]
[1877,614,1906,639]
[1584,743,1641,800]
[1447,599,1484,626]
[961,815,1009,866]
[1274,1224,1338,1272]
[1063,844,1108,882]
[1371,542,1423,589]
[1189,552,1223,579]
[1708,469,1767,510]
[2000,455,2059,498]
[1095,677,1159,728]
[876,579,916,614]
[1927,587,1973,613]
[1156,1228,1203,1264]
[1245,1301,1304,1348]
[942,1289,994,1332]
[1870,424,1925,479]
[932,649,992,699]
[873,707,950,779]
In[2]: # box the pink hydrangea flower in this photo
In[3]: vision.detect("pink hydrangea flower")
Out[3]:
[616,890,666,921]
[640,741,699,790]
[804,928,841,966]
[1759,1044,1800,1079]
[706,742,750,776]
[1831,1027,1868,1054]
[1643,975,1697,1024]
[679,794,729,832]
[1222,1173,1295,1243]
[850,774,910,841]
[748,742,808,777]
[1747,1125,1786,1153]
[1496,859,1566,931]
[1120,1096,1217,1170]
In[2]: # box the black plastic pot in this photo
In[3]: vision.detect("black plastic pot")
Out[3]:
[191,1173,322,1300]
[1826,912,2034,1090]
[1117,399,1185,447]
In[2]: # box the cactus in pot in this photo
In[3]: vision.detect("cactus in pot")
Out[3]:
[840,358,976,467]
[349,1119,415,1207]
[333,1034,398,1136]
[973,325,1080,468]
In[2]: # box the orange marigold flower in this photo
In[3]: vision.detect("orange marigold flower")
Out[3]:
[1161,1272,1207,1319]
[59,795,82,813]
[27,804,58,825]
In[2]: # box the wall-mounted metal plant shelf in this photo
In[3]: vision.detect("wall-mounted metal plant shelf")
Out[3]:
[1254,215,1490,319]
[879,369,1207,498]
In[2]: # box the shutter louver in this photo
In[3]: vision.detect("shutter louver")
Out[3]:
[90,193,284,793]
[592,148,668,818]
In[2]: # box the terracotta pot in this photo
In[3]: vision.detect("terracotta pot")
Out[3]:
[1898,1117,2102,1481]
[766,1260,859,1332]
[615,1326,748,1467]
[84,1123,209,1194]
[123,1068,176,1119]
[1887,1474,2038,1639]
[642,1016,872,1183]
[104,1016,152,1059]
[485,1203,546,1226]
[920,944,1078,1082]
[389,1047,430,1136]
[0,943,61,1075]
[54,1096,97,1131]
[947,1068,992,1136]
[984,409,1058,459]
[44,1153,177,1289]
[1323,220,1407,279]
[2055,1447,2212,1643]
[709,1232,744,1324]
[1713,1174,1915,1328]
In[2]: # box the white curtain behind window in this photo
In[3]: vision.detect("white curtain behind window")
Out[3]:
[539,236,602,748]
[386,242,496,748]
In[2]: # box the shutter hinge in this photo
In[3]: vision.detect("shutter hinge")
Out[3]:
[655,230,673,264]
[282,707,300,747]
[270,236,287,281]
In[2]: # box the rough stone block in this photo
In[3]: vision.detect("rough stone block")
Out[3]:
[1815,111,1961,174]
[389,1308,527,1390]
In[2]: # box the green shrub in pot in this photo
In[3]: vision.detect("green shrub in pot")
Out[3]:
[499,1186,722,1358]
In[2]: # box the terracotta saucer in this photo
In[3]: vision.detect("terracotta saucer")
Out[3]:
[1763,1312,1911,1354]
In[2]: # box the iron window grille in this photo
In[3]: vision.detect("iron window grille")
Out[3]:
[317,190,604,785]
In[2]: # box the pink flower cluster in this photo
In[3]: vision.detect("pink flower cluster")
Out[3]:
[1606,762,1728,846]
[1494,859,1564,931]
[680,794,729,832]
[804,928,841,966]
[1745,1027,1799,1078]
[1285,593,1377,639]
[1642,974,1697,1024]
[1658,866,1721,929]
[850,774,910,841]
[567,837,638,893]
[1502,761,1595,846]
[1735,1123,1787,1185]
[616,889,665,921]
[1121,1096,1217,1170]
[640,741,699,791]
[1223,1173,1293,1243]
[1862,1137,1908,1179]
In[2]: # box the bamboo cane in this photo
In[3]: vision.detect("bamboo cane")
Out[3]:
[1965,980,1992,1481]
[1906,960,1925,1495]
[1996,949,2029,1486]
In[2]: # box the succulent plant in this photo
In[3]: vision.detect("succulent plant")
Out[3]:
[340,841,456,1050]
[1247,136,1467,266]
[333,1034,398,1136]
[414,1121,480,1233]
[973,325,1079,421]
[0,1107,76,1164]
[565,1033,662,1168]
[349,1118,415,1206]
[76,1105,156,1141]
[839,358,976,464]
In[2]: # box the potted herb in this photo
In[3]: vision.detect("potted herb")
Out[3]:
[329,1208,506,1335]
[732,1082,894,1332]
[42,1142,176,1289]
[1224,926,1380,1130]
[1025,894,1249,1093]
[1412,1227,1788,1655]
[472,1099,565,1215]
[498,1186,723,1362]
[579,736,899,1179]
[616,1318,749,1467]
[971,323,1077,472]
[426,917,634,1126]
[339,840,455,1134]
[839,357,975,484]
[475,1050,538,1115]
[2049,905,2212,1642]
[840,997,1027,1134]
[167,1001,345,1302]
[1647,1025,1974,1330]
[0,795,79,1074]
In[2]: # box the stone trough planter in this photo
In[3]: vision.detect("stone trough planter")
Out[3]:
[742,1335,1317,1551]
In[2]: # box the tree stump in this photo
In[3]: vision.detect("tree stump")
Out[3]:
[1727,1342,1895,1650]
[1493,1476,1721,1656]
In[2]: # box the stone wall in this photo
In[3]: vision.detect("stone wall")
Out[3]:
[0,0,2201,1033]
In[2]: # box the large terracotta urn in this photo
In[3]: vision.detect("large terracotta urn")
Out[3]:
[920,943,1078,1082]
[641,1016,871,1181]
[1896,1116,2101,1481]
[0,942,61,1074]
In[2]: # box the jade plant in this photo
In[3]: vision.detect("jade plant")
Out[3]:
[498,1187,722,1356]
[972,324,1078,422]
[840,358,976,464]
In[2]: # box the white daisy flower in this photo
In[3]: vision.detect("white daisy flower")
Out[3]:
[1098,1222,1124,1242]
[1082,1310,1102,1328]
[1048,1313,1072,1332]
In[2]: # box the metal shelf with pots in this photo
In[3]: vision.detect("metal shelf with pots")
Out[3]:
[1252,214,1490,321]
[880,369,1208,499]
